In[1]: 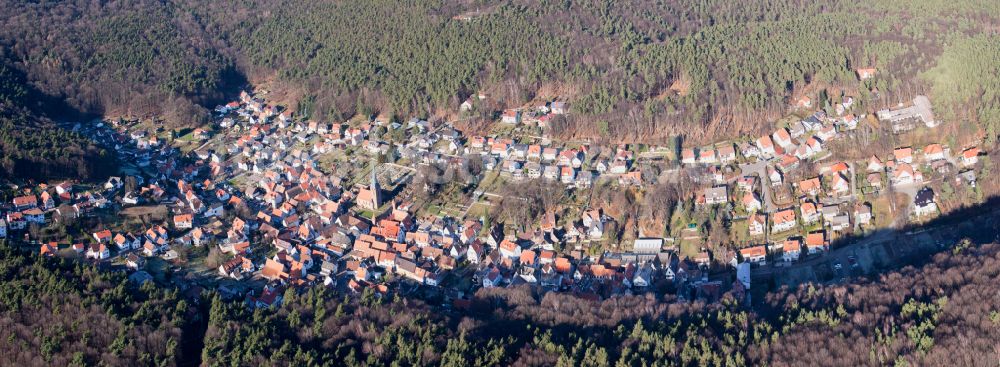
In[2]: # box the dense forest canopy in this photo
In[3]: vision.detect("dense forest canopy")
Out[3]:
[0,63,116,181]
[0,0,997,142]
[0,243,188,366]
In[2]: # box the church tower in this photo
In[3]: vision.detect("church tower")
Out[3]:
[370,164,381,209]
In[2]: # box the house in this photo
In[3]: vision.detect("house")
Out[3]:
[93,229,113,244]
[805,231,827,254]
[737,176,757,192]
[956,170,977,187]
[527,145,542,160]
[717,144,737,163]
[840,114,858,130]
[250,285,284,308]
[609,160,629,174]
[12,195,37,211]
[581,209,604,238]
[797,96,812,108]
[39,242,57,257]
[174,214,194,229]
[501,109,521,124]
[698,148,717,164]
[830,214,851,231]
[114,233,140,251]
[126,253,145,270]
[681,148,697,164]
[204,204,224,218]
[798,177,822,197]
[39,192,55,210]
[893,163,921,186]
[772,128,794,149]
[749,214,766,236]
[756,135,776,156]
[261,258,290,282]
[542,147,559,162]
[219,256,254,279]
[498,238,521,259]
[559,149,580,167]
[460,99,474,112]
[525,162,542,178]
[704,186,728,205]
[560,166,576,184]
[772,209,797,233]
[86,243,110,260]
[821,204,841,222]
[923,144,945,162]
[830,173,850,195]
[800,202,820,224]
[961,147,980,166]
[826,161,849,175]
[631,263,655,287]
[767,167,783,186]
[867,155,884,172]
[788,120,806,138]
[739,246,767,265]
[855,203,873,226]
[693,252,711,268]
[793,136,822,159]
[856,67,876,80]
[482,267,504,288]
[782,239,801,262]
[740,142,760,158]
[6,212,25,230]
[743,192,762,212]
[913,187,937,217]
[22,208,44,224]
[778,154,800,171]
[893,147,913,164]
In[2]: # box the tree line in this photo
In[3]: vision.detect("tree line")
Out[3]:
[0,0,997,144]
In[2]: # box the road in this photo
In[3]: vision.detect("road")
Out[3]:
[739,161,777,213]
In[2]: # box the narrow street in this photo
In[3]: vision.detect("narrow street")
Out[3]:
[739,161,777,213]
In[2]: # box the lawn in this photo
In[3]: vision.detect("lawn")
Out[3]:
[466,202,490,219]
[729,219,751,244]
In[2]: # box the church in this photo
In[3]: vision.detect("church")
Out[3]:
[356,167,381,211]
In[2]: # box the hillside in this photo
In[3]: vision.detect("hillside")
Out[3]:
[4,237,999,366]
[0,243,190,366]
[0,0,997,143]
[0,64,117,181]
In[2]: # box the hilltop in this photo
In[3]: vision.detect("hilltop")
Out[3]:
[0,0,997,143]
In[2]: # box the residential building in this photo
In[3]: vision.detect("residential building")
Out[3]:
[913,187,937,217]
[739,246,767,265]
[782,239,801,262]
[772,209,797,233]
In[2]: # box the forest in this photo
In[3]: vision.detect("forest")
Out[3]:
[0,63,117,181]
[0,242,191,366]
[0,0,997,143]
[3,235,1000,366]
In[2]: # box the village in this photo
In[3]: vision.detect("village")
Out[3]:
[0,68,991,308]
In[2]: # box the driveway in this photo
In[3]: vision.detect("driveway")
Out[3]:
[739,161,777,213]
